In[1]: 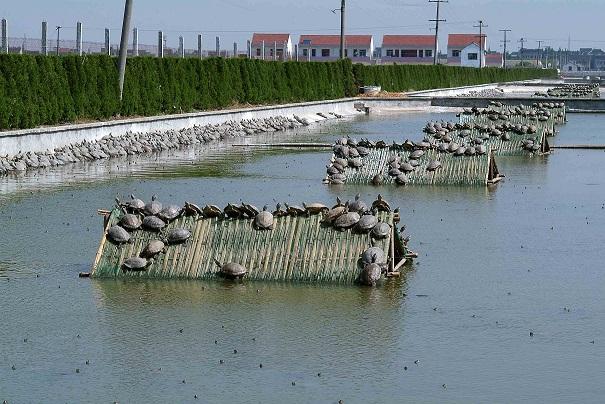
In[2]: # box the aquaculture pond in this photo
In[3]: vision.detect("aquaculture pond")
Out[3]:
[1,111,604,403]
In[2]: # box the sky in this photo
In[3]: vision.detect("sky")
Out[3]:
[1,0,604,52]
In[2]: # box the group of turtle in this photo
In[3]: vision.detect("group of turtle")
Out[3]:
[106,195,194,272]
[0,115,308,177]
[535,84,599,99]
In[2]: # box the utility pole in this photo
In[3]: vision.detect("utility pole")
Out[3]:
[518,37,525,66]
[340,0,346,59]
[537,40,543,67]
[118,0,133,101]
[473,20,487,68]
[56,26,62,56]
[499,29,511,68]
[429,0,447,65]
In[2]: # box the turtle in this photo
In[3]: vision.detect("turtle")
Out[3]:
[203,204,222,218]
[356,146,369,157]
[122,257,150,272]
[334,157,348,168]
[409,150,425,160]
[107,225,131,245]
[273,203,288,218]
[360,261,382,287]
[426,160,442,172]
[408,159,421,168]
[400,162,415,173]
[348,158,363,168]
[119,214,142,231]
[158,205,183,223]
[371,221,391,240]
[332,197,345,209]
[395,173,409,185]
[371,174,384,186]
[166,228,191,245]
[215,259,247,279]
[144,195,162,216]
[140,240,166,259]
[348,194,368,213]
[454,146,466,156]
[240,203,260,218]
[354,214,379,234]
[333,211,361,230]
[254,206,274,230]
[476,145,487,155]
[322,205,347,224]
[183,202,203,216]
[224,203,243,219]
[303,202,329,215]
[285,203,306,216]
[125,194,145,212]
[371,195,391,212]
[326,165,340,176]
[361,247,386,266]
[388,167,402,177]
[142,216,166,232]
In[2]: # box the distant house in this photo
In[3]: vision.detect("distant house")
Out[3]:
[562,61,587,72]
[381,35,435,64]
[485,52,504,68]
[298,35,374,62]
[251,33,293,60]
[448,34,486,67]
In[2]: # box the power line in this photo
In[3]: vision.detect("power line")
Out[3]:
[429,0,447,65]
[499,29,511,68]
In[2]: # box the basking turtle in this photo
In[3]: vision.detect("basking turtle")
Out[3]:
[183,202,203,216]
[119,214,142,231]
[285,203,306,216]
[241,203,260,218]
[273,203,288,218]
[360,261,382,287]
[400,162,415,173]
[142,216,166,232]
[158,205,183,223]
[332,197,345,209]
[371,221,391,240]
[125,194,145,212]
[215,259,247,279]
[333,211,361,230]
[303,202,329,215]
[371,195,391,212]
[322,205,348,224]
[224,203,243,219]
[372,174,384,186]
[107,225,131,245]
[348,158,363,168]
[140,240,165,259]
[348,194,368,213]
[334,157,348,168]
[203,204,222,218]
[409,150,425,160]
[254,206,274,230]
[166,228,191,245]
[426,160,442,172]
[361,247,386,266]
[356,146,369,157]
[122,257,149,272]
[326,165,340,176]
[389,167,402,177]
[354,214,379,234]
[395,173,409,185]
[144,195,162,216]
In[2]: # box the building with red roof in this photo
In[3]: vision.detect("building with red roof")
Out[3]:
[447,33,488,67]
[298,35,374,62]
[380,35,436,64]
[485,52,503,68]
[250,33,292,60]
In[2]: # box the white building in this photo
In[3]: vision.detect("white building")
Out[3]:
[562,61,587,72]
[460,43,485,68]
[448,33,487,67]
[251,33,293,61]
[298,35,374,63]
[380,35,435,64]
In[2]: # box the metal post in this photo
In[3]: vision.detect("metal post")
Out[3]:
[56,26,62,56]
[233,42,237,58]
[118,0,133,100]
[273,41,277,61]
[283,40,288,60]
[474,20,487,68]
[295,44,299,61]
[198,34,203,59]
[537,40,543,66]
[1,18,8,54]
[158,31,164,58]
[215,36,220,57]
[105,28,111,56]
[179,36,185,58]
[429,0,447,65]
[499,29,511,68]
[261,40,265,60]
[246,39,251,58]
[76,21,83,56]
[339,0,346,59]
[132,27,139,56]
[41,21,48,55]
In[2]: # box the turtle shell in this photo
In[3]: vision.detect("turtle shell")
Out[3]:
[219,262,248,278]
[122,257,149,272]
[371,195,391,212]
[303,203,329,215]
[361,247,386,266]
[254,210,274,230]
[355,214,379,233]
[427,160,442,172]
[158,205,182,222]
[371,174,384,186]
[167,228,191,245]
[183,202,203,216]
[409,150,425,160]
[241,203,260,218]
[144,200,162,216]
[322,206,346,224]
[119,214,142,231]
[395,174,409,185]
[203,205,222,218]
[333,212,361,230]
[107,225,131,244]
[371,222,391,239]
[140,240,165,259]
[224,204,243,219]
[360,263,382,286]
[142,216,166,232]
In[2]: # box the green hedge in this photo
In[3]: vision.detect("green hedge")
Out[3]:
[0,54,554,131]
[353,64,557,92]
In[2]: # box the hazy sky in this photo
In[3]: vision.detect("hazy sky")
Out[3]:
[1,0,603,51]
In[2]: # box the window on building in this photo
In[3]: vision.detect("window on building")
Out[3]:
[568,66,572,71]
[467,53,478,60]
[452,50,460,57]
[402,49,417,57]
[418,50,424,58]
[270,49,274,57]
[359,49,367,57]
[425,49,433,57]
[394,49,400,57]
[303,48,308,57]
[321,48,330,57]
[345,49,348,57]
[353,49,359,57]
[386,49,394,57]
[256,48,261,57]
[311,49,316,57]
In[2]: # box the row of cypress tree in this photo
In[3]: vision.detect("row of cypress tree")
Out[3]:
[0,54,554,131]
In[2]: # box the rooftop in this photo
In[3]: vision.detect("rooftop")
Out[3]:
[448,33,486,49]
[299,35,373,47]
[382,35,435,47]
[251,33,291,46]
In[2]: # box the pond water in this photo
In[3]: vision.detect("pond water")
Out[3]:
[1,111,604,403]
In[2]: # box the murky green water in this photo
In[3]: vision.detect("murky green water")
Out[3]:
[1,112,604,403]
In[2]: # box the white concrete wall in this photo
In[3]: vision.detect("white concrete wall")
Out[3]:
[461,43,484,68]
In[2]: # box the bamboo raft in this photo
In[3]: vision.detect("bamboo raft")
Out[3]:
[330,147,500,186]
[91,208,410,284]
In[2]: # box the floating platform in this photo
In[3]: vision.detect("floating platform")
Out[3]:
[92,205,410,285]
